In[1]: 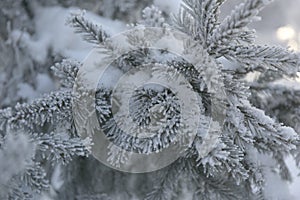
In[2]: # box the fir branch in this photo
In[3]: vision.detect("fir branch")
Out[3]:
[273,152,293,182]
[106,143,129,168]
[249,83,300,168]
[7,187,32,200]
[250,81,300,110]
[67,12,109,45]
[224,73,298,182]
[51,59,81,88]
[0,91,73,131]
[21,162,49,193]
[34,132,92,165]
[175,0,226,45]
[209,0,271,53]
[145,158,187,200]
[0,108,12,132]
[202,0,227,41]
[222,45,300,76]
[225,73,298,154]
[174,6,198,39]
[243,160,265,199]
[244,104,298,154]
[140,6,167,28]
[95,89,112,124]
[198,135,248,183]
[193,178,244,200]
[186,158,246,200]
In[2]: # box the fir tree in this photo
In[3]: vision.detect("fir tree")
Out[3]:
[0,0,300,199]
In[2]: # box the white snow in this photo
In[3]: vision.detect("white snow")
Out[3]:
[17,83,38,100]
[36,73,55,93]
[14,6,126,63]
[252,152,293,200]
[286,156,300,200]
[272,78,300,90]
[154,0,181,14]
[17,73,55,101]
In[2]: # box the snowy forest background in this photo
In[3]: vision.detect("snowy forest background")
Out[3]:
[1,0,300,199]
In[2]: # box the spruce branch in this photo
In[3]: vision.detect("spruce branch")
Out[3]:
[34,132,92,165]
[273,152,293,182]
[250,81,300,110]
[193,178,243,200]
[224,74,298,154]
[244,161,265,200]
[209,0,271,53]
[21,162,49,193]
[174,5,198,39]
[175,0,226,45]
[0,91,73,131]
[249,83,300,169]
[51,59,81,88]
[145,158,187,200]
[198,135,248,182]
[243,105,298,154]
[202,0,227,39]
[67,12,109,45]
[222,45,300,76]
[186,158,246,200]
[140,6,167,28]
[7,187,32,200]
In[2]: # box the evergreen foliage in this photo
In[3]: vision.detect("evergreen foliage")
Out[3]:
[0,0,299,199]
